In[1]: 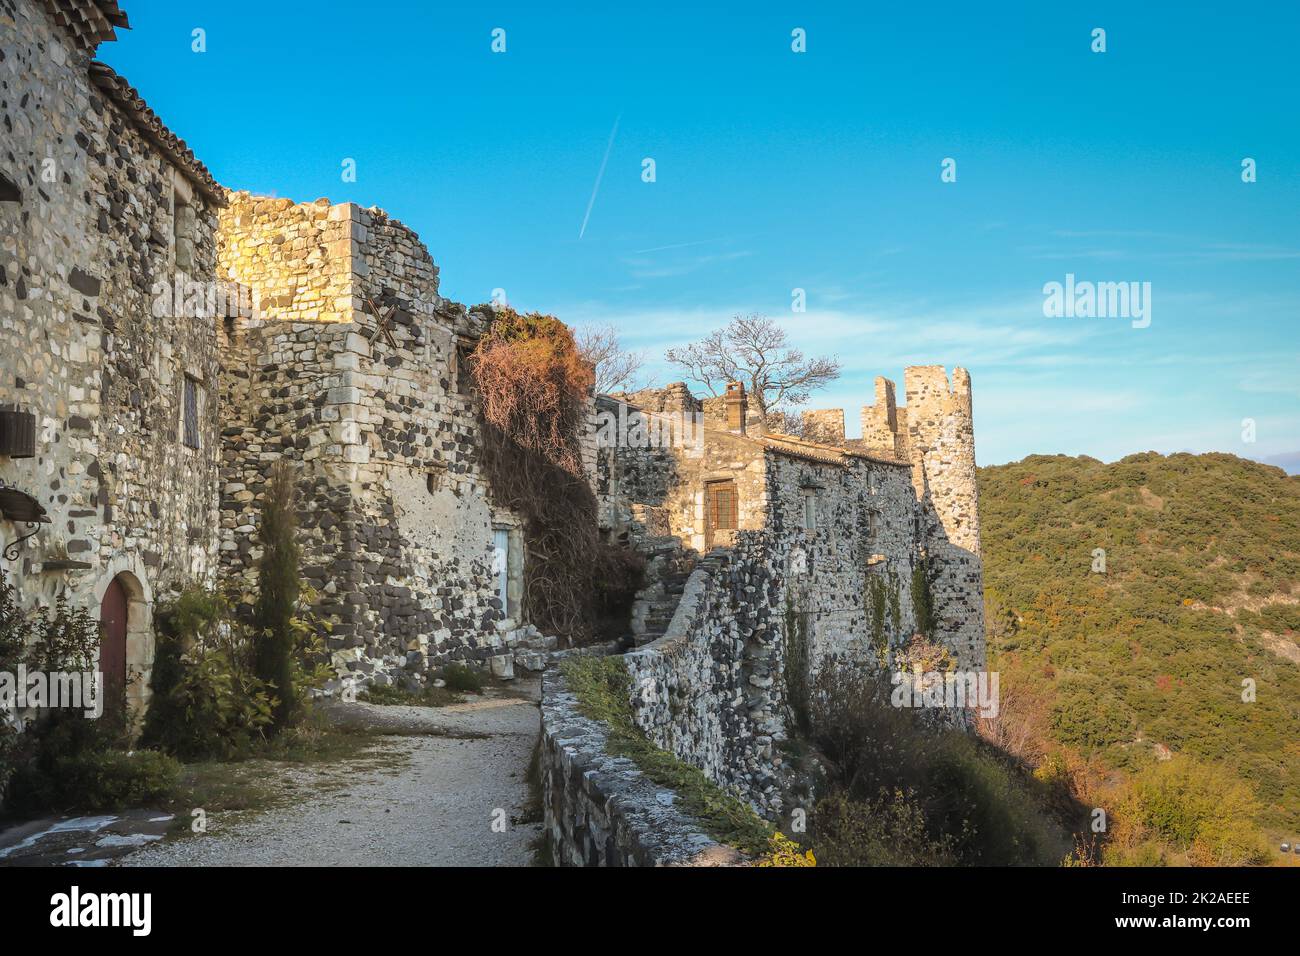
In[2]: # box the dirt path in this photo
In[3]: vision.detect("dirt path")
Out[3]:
[0,679,544,868]
[131,680,543,867]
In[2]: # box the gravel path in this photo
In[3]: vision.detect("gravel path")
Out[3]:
[117,680,543,867]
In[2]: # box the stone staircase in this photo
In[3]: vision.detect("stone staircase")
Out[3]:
[628,535,696,646]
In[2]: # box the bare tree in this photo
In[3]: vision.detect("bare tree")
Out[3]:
[664,314,841,415]
[576,323,647,395]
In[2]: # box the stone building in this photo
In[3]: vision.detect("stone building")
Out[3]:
[587,371,986,818]
[0,1,546,712]
[598,369,985,673]
[1,0,986,760]
[216,192,531,688]
[1,0,225,718]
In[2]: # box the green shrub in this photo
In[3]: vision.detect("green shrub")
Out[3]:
[1049,676,1134,752]
[141,588,275,761]
[1114,757,1269,866]
[812,789,960,866]
[783,596,811,734]
[806,660,1065,865]
[978,453,1300,836]
[0,569,105,806]
[5,746,180,814]
[359,682,462,707]
[439,662,485,694]
[911,557,936,639]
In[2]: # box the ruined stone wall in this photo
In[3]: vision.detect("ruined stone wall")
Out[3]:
[623,539,793,818]
[766,451,921,671]
[858,367,986,670]
[540,661,743,867]
[217,195,527,687]
[800,408,845,444]
[218,192,357,323]
[0,0,222,712]
[620,450,927,817]
[596,400,767,552]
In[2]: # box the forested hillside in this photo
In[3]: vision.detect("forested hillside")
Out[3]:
[977,452,1300,865]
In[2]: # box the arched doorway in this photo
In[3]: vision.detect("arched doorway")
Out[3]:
[99,576,129,718]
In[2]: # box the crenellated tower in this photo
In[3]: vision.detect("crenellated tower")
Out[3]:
[861,366,985,670]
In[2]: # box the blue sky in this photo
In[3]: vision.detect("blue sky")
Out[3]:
[101,1,1299,468]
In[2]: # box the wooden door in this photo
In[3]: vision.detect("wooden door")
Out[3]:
[99,577,128,716]
[705,480,738,548]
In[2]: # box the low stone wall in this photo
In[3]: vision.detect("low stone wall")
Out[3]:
[623,535,793,819]
[539,664,742,867]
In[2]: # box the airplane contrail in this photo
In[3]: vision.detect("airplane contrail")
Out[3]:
[579,114,620,240]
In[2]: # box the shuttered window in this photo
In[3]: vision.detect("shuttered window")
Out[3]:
[706,480,738,546]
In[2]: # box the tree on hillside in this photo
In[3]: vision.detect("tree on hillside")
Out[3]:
[577,323,647,395]
[664,314,841,415]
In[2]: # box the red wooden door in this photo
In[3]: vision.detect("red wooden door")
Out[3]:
[99,577,128,715]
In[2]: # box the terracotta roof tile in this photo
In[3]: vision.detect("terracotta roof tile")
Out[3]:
[88,61,225,205]
[41,0,128,53]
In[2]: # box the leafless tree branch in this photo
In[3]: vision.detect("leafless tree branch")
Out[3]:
[664,314,841,414]
[576,323,649,395]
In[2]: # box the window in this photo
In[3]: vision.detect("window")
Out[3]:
[802,493,817,531]
[0,172,20,203]
[182,376,200,449]
[867,509,880,541]
[492,525,523,618]
[493,528,510,608]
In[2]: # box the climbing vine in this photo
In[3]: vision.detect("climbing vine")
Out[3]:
[866,575,889,663]
[911,554,937,640]
[864,570,905,665]
[469,307,639,641]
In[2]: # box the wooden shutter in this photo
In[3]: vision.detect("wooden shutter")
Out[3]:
[706,480,738,546]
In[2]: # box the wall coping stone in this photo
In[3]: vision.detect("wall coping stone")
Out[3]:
[540,665,744,867]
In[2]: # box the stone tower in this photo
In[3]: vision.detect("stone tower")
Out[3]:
[861,366,985,670]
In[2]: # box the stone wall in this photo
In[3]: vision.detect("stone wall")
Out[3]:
[600,373,987,817]
[217,193,531,687]
[0,0,223,715]
[621,448,925,819]
[623,539,793,818]
[800,407,845,443]
[861,366,985,670]
[767,450,923,670]
[539,662,742,866]
[217,193,357,324]
[596,399,767,552]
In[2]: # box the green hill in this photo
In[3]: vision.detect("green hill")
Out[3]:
[977,452,1300,861]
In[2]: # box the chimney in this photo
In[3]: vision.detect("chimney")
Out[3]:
[724,381,748,434]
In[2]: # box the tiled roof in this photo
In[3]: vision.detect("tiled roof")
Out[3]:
[758,433,849,466]
[41,0,128,53]
[602,397,908,468]
[88,61,226,205]
[760,432,909,468]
